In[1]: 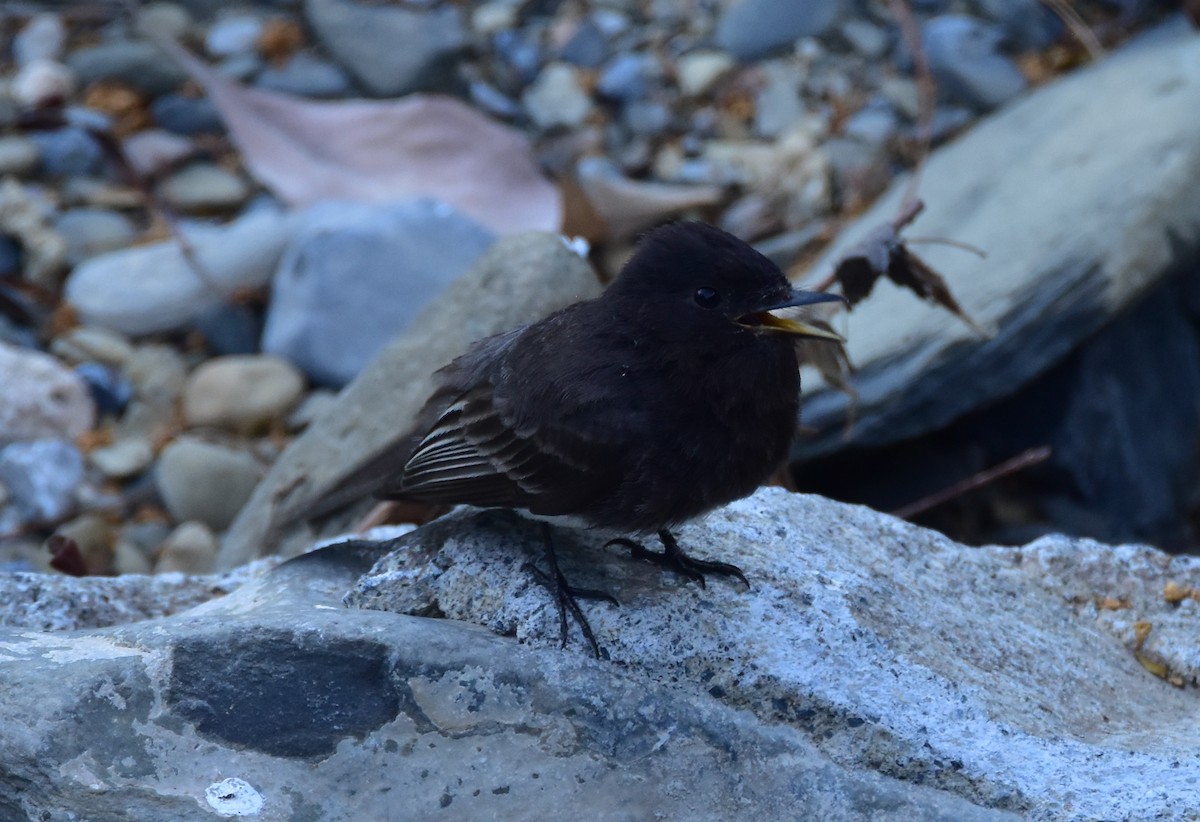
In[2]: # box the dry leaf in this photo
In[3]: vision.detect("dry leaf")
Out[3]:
[576,156,723,240]
[159,40,561,235]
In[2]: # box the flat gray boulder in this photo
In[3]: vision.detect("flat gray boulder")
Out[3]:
[3,490,1196,819]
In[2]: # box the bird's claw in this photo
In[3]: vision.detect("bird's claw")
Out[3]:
[606,530,750,590]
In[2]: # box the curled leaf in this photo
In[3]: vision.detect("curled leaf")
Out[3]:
[159,40,561,235]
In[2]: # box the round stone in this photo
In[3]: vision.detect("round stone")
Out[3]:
[155,437,261,531]
[183,354,306,432]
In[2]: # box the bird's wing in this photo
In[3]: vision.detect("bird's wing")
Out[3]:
[385,382,592,509]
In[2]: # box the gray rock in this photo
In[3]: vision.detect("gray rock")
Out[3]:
[49,326,135,367]
[921,14,1027,111]
[595,53,657,101]
[755,61,808,137]
[67,40,188,98]
[305,0,465,96]
[0,342,94,444]
[523,62,592,130]
[121,128,196,178]
[89,437,155,480]
[0,136,41,177]
[975,0,1062,50]
[794,25,1200,460]
[0,558,271,631]
[30,127,103,177]
[134,2,193,42]
[348,489,1200,818]
[840,18,890,58]
[53,208,137,265]
[559,18,609,68]
[0,530,1011,821]
[219,232,602,567]
[156,437,262,531]
[151,92,224,134]
[191,301,262,355]
[716,0,846,60]
[65,207,291,336]
[183,354,306,432]
[0,439,83,525]
[676,50,735,97]
[11,58,75,108]
[158,163,250,212]
[154,521,218,574]
[261,199,495,387]
[6,491,1199,818]
[205,15,263,57]
[13,13,66,66]
[254,52,354,98]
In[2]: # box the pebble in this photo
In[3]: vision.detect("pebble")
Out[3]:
[65,208,291,336]
[472,0,521,35]
[134,3,193,42]
[255,53,355,98]
[125,344,187,408]
[53,208,138,266]
[262,199,496,386]
[623,100,671,137]
[151,93,225,135]
[715,0,845,60]
[183,355,306,432]
[206,15,264,57]
[922,14,1028,111]
[75,362,135,417]
[468,81,522,119]
[50,513,114,574]
[31,127,104,178]
[122,129,196,178]
[192,303,263,356]
[155,437,261,531]
[14,13,66,66]
[560,19,609,68]
[113,520,172,574]
[158,163,251,212]
[67,41,188,98]
[0,440,84,526]
[0,238,23,278]
[12,59,76,107]
[596,54,656,102]
[89,437,154,480]
[840,19,890,59]
[0,342,95,443]
[676,51,735,98]
[523,63,592,130]
[755,62,808,137]
[50,326,135,368]
[0,137,41,177]
[306,0,466,96]
[217,53,263,83]
[843,97,898,145]
[154,521,218,574]
[976,0,1062,50]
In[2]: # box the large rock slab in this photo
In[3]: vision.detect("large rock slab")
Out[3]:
[794,22,1200,459]
[348,490,1200,819]
[4,491,1197,819]
[216,232,602,567]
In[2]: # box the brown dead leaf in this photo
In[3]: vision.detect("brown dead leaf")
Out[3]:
[158,40,561,235]
[827,198,990,337]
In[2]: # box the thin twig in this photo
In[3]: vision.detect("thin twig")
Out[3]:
[890,445,1052,520]
[1039,0,1105,60]
[886,0,936,210]
[904,236,989,258]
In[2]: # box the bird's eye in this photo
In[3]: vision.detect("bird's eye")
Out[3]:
[693,287,722,309]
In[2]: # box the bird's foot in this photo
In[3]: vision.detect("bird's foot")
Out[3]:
[532,524,618,659]
[607,529,750,590]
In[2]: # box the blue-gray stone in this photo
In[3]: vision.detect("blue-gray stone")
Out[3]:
[560,19,609,68]
[67,40,188,97]
[255,52,354,98]
[715,0,846,61]
[0,439,83,525]
[31,128,103,177]
[922,14,1028,110]
[305,0,465,97]
[152,93,225,135]
[596,53,655,101]
[262,199,496,387]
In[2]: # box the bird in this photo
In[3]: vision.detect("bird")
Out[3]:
[316,221,843,656]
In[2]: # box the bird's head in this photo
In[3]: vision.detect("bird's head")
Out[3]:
[606,222,843,343]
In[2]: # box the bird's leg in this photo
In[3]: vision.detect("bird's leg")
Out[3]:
[607,529,750,589]
[530,523,616,659]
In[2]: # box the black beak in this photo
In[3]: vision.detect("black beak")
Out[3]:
[737,289,846,340]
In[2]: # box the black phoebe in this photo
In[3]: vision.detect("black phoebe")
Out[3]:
[320,222,842,655]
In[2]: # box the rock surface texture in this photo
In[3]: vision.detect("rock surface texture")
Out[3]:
[3,490,1197,820]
